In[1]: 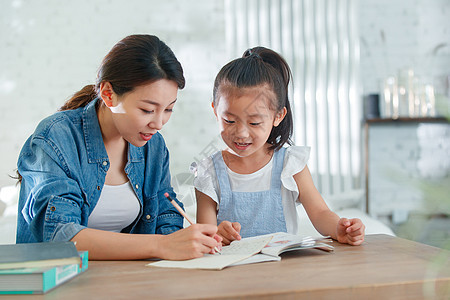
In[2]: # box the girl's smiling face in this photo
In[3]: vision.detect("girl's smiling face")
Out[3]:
[102,79,178,147]
[213,86,286,158]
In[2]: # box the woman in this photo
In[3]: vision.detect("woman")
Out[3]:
[16,34,221,260]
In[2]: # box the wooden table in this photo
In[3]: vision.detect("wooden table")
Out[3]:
[7,234,450,299]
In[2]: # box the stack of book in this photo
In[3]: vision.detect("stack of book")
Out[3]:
[0,241,88,294]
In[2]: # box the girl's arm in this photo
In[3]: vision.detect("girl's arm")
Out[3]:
[195,189,241,245]
[71,224,220,260]
[294,166,365,245]
[195,189,218,225]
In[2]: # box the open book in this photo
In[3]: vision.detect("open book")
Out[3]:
[147,232,333,270]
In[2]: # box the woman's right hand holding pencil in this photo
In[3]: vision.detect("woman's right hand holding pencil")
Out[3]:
[158,224,222,260]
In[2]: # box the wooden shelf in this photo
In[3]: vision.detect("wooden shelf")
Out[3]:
[365,117,449,124]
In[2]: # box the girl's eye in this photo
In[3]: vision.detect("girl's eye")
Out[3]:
[141,109,154,114]
[165,108,174,113]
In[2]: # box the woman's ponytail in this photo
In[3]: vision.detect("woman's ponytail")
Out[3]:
[59,84,97,111]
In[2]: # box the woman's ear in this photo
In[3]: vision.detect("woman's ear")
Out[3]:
[212,101,218,117]
[99,82,115,107]
[273,107,287,127]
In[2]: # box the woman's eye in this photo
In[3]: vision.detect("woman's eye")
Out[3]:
[165,108,174,113]
[250,122,261,126]
[224,119,235,124]
[141,109,154,114]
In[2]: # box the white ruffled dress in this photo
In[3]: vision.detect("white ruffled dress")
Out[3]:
[193,146,310,235]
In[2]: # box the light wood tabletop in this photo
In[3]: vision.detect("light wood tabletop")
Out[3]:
[6,234,450,299]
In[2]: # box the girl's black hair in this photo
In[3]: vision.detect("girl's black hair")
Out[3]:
[60,34,185,111]
[213,46,293,151]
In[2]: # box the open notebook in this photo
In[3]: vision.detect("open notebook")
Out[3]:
[147,232,334,270]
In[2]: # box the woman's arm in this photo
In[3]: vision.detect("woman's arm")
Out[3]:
[294,166,364,245]
[153,143,185,234]
[72,224,220,260]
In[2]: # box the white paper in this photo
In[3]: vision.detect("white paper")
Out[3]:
[146,233,333,270]
[147,235,273,270]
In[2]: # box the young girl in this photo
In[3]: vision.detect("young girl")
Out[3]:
[195,47,365,246]
[16,34,221,260]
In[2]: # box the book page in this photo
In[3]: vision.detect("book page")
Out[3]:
[260,233,333,257]
[147,235,273,270]
[229,253,280,266]
[224,233,331,266]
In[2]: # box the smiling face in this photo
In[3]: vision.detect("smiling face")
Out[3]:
[214,85,286,159]
[100,79,178,147]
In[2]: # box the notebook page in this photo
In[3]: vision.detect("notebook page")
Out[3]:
[147,235,273,270]
[221,235,273,255]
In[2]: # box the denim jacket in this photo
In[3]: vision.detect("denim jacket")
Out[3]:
[16,99,183,243]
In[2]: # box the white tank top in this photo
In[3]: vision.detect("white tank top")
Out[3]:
[87,181,140,232]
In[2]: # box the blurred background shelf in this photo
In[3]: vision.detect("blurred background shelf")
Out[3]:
[366,117,449,123]
[365,117,450,248]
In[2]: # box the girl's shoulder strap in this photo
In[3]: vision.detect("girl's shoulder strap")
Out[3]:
[274,147,287,161]
[211,150,232,192]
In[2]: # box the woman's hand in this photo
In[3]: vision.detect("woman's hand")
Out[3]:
[336,218,365,246]
[217,221,241,245]
[158,224,222,260]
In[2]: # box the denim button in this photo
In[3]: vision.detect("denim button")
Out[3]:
[97,186,100,190]
[146,215,151,220]
[102,161,108,166]
[135,184,139,189]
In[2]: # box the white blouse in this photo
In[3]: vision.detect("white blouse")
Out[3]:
[87,181,140,232]
[193,146,311,234]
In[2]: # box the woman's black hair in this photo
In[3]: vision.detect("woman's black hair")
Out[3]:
[60,34,185,111]
[15,35,185,183]
[212,46,293,151]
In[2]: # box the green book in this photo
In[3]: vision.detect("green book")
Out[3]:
[0,251,88,294]
[0,241,81,270]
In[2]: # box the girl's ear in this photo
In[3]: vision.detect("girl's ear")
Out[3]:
[99,82,115,107]
[273,107,287,127]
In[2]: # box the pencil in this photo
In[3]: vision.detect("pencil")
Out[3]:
[164,192,221,254]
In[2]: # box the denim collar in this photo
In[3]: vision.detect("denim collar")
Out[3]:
[82,99,144,166]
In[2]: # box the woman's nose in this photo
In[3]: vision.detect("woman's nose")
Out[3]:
[148,113,163,130]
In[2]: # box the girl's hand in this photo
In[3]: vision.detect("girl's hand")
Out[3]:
[210,234,223,254]
[217,221,241,245]
[158,224,221,260]
[336,218,365,246]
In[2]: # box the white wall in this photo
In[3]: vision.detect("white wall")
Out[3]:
[0,0,449,246]
[1,0,449,190]
[0,0,230,188]
[359,0,450,95]
[368,123,450,219]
